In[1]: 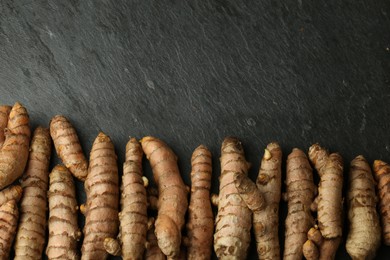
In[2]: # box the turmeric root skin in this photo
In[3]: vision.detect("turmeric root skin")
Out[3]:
[0,105,11,148]
[0,200,19,260]
[0,185,22,205]
[50,115,88,181]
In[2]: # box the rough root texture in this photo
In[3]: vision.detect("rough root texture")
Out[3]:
[0,105,11,148]
[141,136,188,259]
[46,165,80,260]
[0,185,22,205]
[0,200,19,260]
[82,132,119,260]
[186,145,214,260]
[0,102,30,190]
[303,227,341,260]
[283,148,316,260]
[214,137,252,259]
[14,127,52,260]
[50,115,88,181]
[144,223,166,260]
[373,159,390,245]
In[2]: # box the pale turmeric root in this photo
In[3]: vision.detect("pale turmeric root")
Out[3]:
[0,200,19,260]
[145,222,166,260]
[373,159,390,245]
[185,145,214,260]
[50,115,88,181]
[0,102,30,190]
[0,105,11,147]
[303,227,341,260]
[82,132,119,260]
[14,127,52,259]
[303,144,344,260]
[283,148,316,260]
[141,136,188,259]
[0,185,22,205]
[346,155,381,259]
[46,165,80,260]
[214,137,252,259]
[104,137,148,259]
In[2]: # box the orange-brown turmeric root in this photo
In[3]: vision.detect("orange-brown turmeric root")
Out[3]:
[0,105,11,147]
[283,148,316,260]
[0,200,19,260]
[373,159,390,245]
[145,222,166,260]
[346,156,381,259]
[0,185,22,205]
[214,137,252,259]
[14,127,52,259]
[141,136,188,259]
[186,145,214,260]
[303,227,341,260]
[50,115,88,181]
[0,102,30,190]
[46,165,80,260]
[82,132,119,260]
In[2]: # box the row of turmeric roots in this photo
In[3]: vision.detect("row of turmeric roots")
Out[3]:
[0,102,388,260]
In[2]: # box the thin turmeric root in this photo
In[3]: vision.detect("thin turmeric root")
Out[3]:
[0,200,19,260]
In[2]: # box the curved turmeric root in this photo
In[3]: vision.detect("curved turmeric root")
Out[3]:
[0,185,22,205]
[46,165,80,260]
[0,105,11,148]
[186,145,214,260]
[214,137,252,259]
[50,115,88,181]
[141,136,188,259]
[0,200,19,260]
[82,132,119,260]
[0,102,30,190]
[373,159,390,245]
[14,127,52,259]
[283,148,316,260]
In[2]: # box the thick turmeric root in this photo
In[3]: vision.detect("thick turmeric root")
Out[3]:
[214,137,252,259]
[283,148,316,260]
[50,115,88,181]
[0,102,30,190]
[0,105,11,147]
[14,127,52,259]
[0,185,22,205]
[346,155,381,259]
[82,132,119,260]
[373,159,390,245]
[145,222,166,260]
[186,145,214,260]
[0,200,19,260]
[141,136,188,259]
[303,227,341,260]
[46,165,80,260]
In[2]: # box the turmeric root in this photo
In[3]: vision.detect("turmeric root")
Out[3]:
[0,185,22,205]
[46,165,80,260]
[0,102,30,190]
[373,159,390,245]
[82,132,119,260]
[105,138,148,259]
[214,137,252,259]
[186,145,214,260]
[141,136,188,259]
[50,115,88,181]
[0,105,11,147]
[0,200,19,260]
[145,222,166,260]
[346,155,381,259]
[303,227,341,260]
[303,144,343,260]
[283,148,316,260]
[14,127,52,259]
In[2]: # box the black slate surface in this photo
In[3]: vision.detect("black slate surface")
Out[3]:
[1,0,390,259]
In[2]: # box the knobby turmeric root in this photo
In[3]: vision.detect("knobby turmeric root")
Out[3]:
[0,200,19,260]
[141,136,188,259]
[50,115,88,181]
[145,221,166,260]
[185,145,214,260]
[214,137,252,259]
[46,165,80,260]
[303,227,341,260]
[346,155,381,259]
[82,132,119,260]
[14,127,52,259]
[0,185,22,205]
[0,105,11,148]
[104,138,148,260]
[373,159,390,245]
[0,102,30,190]
[283,148,316,260]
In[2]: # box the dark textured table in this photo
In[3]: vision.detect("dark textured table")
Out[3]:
[1,0,390,259]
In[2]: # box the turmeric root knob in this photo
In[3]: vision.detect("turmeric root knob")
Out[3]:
[0,185,22,205]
